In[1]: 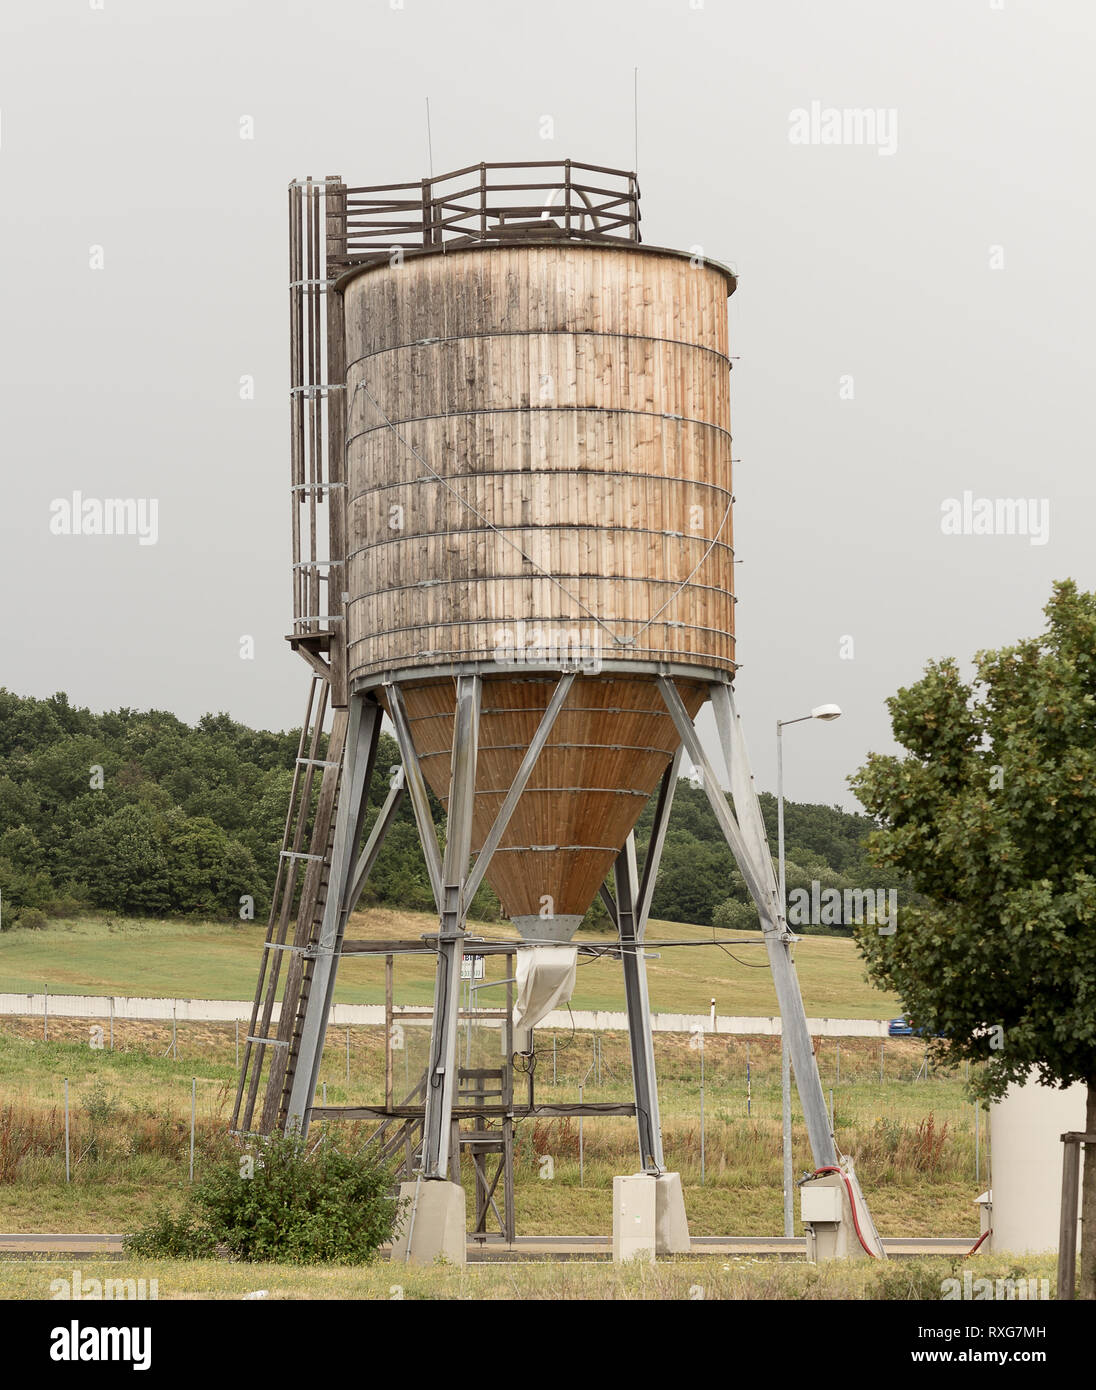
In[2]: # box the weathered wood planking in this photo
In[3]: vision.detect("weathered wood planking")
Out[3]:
[342,243,735,678]
[382,675,707,918]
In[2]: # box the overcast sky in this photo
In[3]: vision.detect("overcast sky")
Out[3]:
[1,0,1092,809]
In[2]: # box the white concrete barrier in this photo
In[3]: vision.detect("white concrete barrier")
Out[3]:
[0,992,888,1037]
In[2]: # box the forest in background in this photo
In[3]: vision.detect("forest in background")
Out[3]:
[0,689,908,934]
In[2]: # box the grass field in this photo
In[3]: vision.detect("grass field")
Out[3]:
[0,909,985,1280]
[0,909,902,1019]
[0,1016,984,1238]
[0,1254,1057,1301]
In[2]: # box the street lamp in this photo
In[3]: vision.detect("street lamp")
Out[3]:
[775,702,842,1239]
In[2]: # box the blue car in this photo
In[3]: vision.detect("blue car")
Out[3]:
[888,1014,946,1038]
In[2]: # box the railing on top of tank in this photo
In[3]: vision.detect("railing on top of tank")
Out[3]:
[337,161,640,259]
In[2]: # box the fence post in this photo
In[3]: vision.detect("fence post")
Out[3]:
[578,1084,584,1187]
[1056,1132,1091,1301]
[346,1027,350,1083]
[552,1034,557,1085]
[975,1103,980,1185]
[880,1040,884,1082]
[44,984,48,1042]
[109,997,114,1051]
[235,1019,239,1068]
[64,1077,70,1184]
[699,1035,705,1186]
[189,1078,196,1182]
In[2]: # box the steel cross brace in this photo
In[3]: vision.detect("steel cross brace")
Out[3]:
[657,677,838,1170]
[386,681,445,909]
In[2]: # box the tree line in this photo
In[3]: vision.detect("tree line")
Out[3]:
[0,687,901,933]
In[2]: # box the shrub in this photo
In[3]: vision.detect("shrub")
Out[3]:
[122,1210,217,1260]
[124,1126,405,1264]
[15,908,47,931]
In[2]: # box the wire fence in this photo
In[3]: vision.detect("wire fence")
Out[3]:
[0,1011,988,1190]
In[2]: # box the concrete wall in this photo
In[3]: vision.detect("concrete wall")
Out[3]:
[989,1076,1088,1253]
[0,992,889,1037]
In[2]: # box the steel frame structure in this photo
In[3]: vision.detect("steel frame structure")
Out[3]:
[234,170,881,1244]
[246,667,849,1195]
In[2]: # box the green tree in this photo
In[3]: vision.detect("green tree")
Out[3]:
[164,815,260,918]
[69,804,173,915]
[850,580,1096,1298]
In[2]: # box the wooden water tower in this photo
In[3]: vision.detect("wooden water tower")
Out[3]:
[233,162,877,1258]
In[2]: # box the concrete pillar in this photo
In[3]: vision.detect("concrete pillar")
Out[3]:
[391,1180,466,1266]
[612,1174,656,1263]
[653,1171,691,1254]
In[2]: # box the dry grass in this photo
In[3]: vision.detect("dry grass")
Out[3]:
[0,1253,1058,1302]
[0,1020,986,1239]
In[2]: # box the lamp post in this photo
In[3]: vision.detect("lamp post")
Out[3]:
[776,702,842,1238]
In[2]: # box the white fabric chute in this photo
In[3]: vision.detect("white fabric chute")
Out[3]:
[512,945,578,1053]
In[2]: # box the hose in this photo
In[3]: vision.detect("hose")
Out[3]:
[967,1228,991,1257]
[811,1166,880,1258]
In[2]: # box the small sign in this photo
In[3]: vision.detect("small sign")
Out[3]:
[460,954,485,981]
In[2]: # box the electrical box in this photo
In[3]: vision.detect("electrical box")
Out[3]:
[801,1183,842,1224]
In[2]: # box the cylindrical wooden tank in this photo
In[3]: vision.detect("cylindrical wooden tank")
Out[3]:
[341,239,736,937]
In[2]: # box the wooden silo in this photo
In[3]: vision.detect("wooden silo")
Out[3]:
[341,235,736,936]
[235,165,868,1262]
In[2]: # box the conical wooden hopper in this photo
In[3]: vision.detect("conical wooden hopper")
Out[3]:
[384,674,708,938]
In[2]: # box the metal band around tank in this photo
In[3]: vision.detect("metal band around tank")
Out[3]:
[331,236,738,295]
[346,469,734,506]
[345,404,733,451]
[344,327,735,371]
[352,657,731,694]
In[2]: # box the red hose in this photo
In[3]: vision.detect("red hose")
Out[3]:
[811,1166,880,1258]
[967,1228,991,1257]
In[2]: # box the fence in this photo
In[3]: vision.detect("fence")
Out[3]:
[0,991,893,1037]
[1,1008,987,1196]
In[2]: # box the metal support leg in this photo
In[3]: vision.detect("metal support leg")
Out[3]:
[421,675,481,1180]
[285,695,382,1134]
[615,833,664,1173]
[658,677,838,1170]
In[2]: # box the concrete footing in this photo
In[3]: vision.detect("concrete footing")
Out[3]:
[801,1168,884,1260]
[653,1171,691,1253]
[613,1174,656,1262]
[390,1179,467,1266]
[612,1171,691,1261]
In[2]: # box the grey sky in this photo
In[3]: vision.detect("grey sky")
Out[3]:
[2,0,1092,809]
